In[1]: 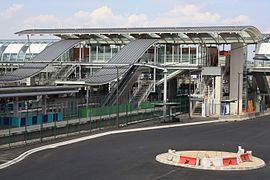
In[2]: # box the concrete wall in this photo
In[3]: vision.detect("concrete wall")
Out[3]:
[229,43,244,114]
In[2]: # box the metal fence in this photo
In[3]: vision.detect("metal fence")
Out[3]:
[0,99,190,149]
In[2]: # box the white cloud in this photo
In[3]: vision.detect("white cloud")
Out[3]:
[127,14,149,26]
[224,15,251,25]
[0,4,24,18]
[73,6,125,26]
[21,6,150,28]
[23,15,59,29]
[0,4,259,38]
[150,4,220,26]
[21,4,221,29]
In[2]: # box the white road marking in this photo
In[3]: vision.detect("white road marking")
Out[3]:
[0,119,225,170]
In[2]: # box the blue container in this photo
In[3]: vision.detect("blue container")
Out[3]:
[12,117,20,127]
[20,117,26,126]
[3,117,10,125]
[32,116,38,125]
[43,115,48,123]
[53,113,58,122]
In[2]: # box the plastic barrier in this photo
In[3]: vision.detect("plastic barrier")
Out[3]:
[240,153,251,162]
[179,156,197,165]
[223,157,238,166]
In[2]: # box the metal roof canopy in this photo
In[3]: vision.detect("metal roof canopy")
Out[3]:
[0,39,82,83]
[0,86,80,98]
[15,26,263,44]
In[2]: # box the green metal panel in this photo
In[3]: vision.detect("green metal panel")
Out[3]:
[80,108,88,118]
[91,108,97,117]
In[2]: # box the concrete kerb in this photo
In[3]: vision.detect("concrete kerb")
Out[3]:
[0,113,269,170]
[219,111,270,122]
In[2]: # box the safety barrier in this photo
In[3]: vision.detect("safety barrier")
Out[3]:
[161,146,254,169]
[223,157,238,166]
[179,156,198,166]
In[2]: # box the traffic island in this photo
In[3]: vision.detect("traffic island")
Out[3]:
[156,146,265,171]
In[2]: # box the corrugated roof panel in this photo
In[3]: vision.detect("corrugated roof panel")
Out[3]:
[31,39,81,62]
[85,39,158,85]
[3,44,25,54]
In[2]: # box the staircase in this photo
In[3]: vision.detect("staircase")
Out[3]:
[130,80,153,106]
[191,77,214,116]
[50,64,78,84]
[253,73,270,94]
[102,66,142,106]
[192,101,203,115]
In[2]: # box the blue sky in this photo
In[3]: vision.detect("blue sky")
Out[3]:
[0,0,269,39]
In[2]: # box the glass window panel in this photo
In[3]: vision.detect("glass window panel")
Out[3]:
[2,53,11,61]
[91,46,97,61]
[97,46,104,61]
[104,46,111,61]
[166,45,173,63]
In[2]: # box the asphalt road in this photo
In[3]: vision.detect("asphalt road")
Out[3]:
[0,117,270,180]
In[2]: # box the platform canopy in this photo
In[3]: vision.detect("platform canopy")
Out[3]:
[15,26,263,44]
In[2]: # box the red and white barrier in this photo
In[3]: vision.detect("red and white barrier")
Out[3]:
[165,146,253,168]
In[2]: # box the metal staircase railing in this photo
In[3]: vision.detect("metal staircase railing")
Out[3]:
[60,64,78,81]
[137,81,154,105]
[102,65,140,106]
[50,65,69,80]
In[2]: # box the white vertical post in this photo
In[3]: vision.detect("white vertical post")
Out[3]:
[163,69,168,120]
[196,45,199,65]
[172,45,175,63]
[180,45,183,63]
[89,44,91,63]
[79,43,82,62]
[153,45,157,92]
[164,44,166,64]
[96,46,98,61]
[103,46,105,62]
[214,76,222,116]
[188,46,191,64]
